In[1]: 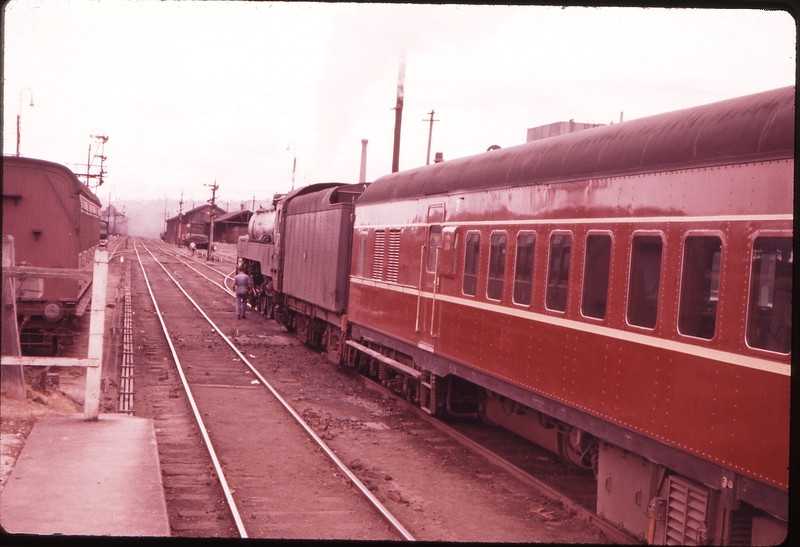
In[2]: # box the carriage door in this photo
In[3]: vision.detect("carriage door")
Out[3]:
[416,205,445,352]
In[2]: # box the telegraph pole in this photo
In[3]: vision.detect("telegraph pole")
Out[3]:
[74,134,109,189]
[205,181,219,261]
[177,192,184,245]
[423,110,439,165]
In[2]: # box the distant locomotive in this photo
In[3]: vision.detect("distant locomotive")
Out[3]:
[240,87,792,544]
[2,156,102,354]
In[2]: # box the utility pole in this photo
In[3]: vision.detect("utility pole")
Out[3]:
[287,140,297,191]
[391,56,405,173]
[205,180,219,262]
[423,110,439,165]
[74,134,109,189]
[177,192,184,245]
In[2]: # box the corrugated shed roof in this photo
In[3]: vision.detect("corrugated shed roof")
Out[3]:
[215,210,250,223]
[166,203,226,222]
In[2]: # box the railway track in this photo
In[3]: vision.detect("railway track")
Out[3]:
[133,239,410,540]
[359,379,638,544]
[127,237,619,541]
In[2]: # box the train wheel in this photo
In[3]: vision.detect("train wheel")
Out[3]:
[477,389,498,426]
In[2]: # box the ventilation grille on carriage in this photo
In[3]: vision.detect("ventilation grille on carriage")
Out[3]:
[386,229,400,283]
[665,477,710,545]
[372,230,385,280]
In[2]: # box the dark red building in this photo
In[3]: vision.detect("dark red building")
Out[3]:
[164,203,226,245]
[212,208,251,244]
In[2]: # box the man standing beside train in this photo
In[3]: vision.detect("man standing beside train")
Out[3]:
[232,267,252,319]
[264,277,275,319]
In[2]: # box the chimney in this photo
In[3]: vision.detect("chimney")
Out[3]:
[359,139,368,183]
[434,152,444,163]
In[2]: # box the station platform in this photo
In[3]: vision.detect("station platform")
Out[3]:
[0,413,170,537]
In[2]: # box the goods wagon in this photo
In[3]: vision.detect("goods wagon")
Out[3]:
[2,156,102,354]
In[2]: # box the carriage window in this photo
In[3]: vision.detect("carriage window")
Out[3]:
[746,237,792,353]
[513,232,536,305]
[679,236,722,339]
[546,233,572,312]
[358,232,367,277]
[627,235,663,329]
[372,230,385,280]
[451,232,460,275]
[487,233,507,301]
[463,233,480,296]
[427,225,442,272]
[581,234,611,319]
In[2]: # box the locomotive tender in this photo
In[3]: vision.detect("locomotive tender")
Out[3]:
[239,86,792,544]
[238,183,367,356]
[2,156,102,354]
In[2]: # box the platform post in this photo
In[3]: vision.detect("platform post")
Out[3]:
[1,236,26,399]
[84,248,108,420]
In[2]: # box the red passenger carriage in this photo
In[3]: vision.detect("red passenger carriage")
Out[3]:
[345,87,792,544]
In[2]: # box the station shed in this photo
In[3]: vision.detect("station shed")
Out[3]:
[213,208,251,243]
[164,203,226,246]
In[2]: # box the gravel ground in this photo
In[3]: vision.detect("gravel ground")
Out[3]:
[1,239,612,543]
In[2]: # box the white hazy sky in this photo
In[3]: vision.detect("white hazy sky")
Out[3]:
[2,1,796,209]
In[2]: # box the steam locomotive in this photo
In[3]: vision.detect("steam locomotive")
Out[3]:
[238,86,792,544]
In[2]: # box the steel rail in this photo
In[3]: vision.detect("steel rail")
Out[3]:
[143,239,236,289]
[140,240,416,541]
[359,377,641,545]
[147,238,235,279]
[133,241,250,538]
[146,240,240,299]
[105,236,130,261]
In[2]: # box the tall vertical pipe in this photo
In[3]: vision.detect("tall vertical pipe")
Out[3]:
[391,57,405,173]
[359,139,369,183]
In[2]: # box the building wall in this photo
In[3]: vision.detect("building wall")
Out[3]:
[526,121,605,143]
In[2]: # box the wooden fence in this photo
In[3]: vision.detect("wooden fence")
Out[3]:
[1,235,108,420]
